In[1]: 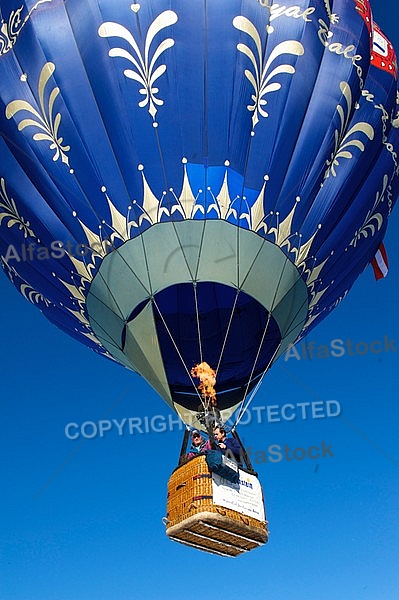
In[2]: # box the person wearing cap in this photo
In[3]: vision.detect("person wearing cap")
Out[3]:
[187,430,211,458]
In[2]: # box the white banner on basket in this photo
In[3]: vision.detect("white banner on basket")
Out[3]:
[212,469,265,522]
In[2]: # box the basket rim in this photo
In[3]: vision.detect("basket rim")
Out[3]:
[173,453,258,477]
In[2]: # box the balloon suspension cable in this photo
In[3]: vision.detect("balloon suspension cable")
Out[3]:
[231,248,298,432]
[233,263,314,431]
[150,298,207,412]
[232,340,283,432]
[193,283,204,365]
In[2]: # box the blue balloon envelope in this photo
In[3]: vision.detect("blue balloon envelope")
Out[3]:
[0,0,398,423]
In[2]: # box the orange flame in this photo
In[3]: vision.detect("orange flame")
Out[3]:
[191,361,217,403]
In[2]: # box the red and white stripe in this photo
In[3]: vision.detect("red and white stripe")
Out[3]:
[371,242,389,280]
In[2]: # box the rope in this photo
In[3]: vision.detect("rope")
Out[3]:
[231,243,306,429]
[151,296,206,412]
[215,288,240,375]
[193,283,204,364]
[232,341,282,430]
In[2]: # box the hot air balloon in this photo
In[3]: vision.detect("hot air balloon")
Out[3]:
[0,0,398,555]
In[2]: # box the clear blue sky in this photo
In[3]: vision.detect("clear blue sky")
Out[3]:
[1,2,399,599]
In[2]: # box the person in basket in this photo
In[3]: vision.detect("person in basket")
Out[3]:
[213,426,242,463]
[187,429,211,458]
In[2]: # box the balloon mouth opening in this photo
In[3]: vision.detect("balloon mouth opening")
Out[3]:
[123,281,282,411]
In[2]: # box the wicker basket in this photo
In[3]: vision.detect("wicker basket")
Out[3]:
[165,455,268,557]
